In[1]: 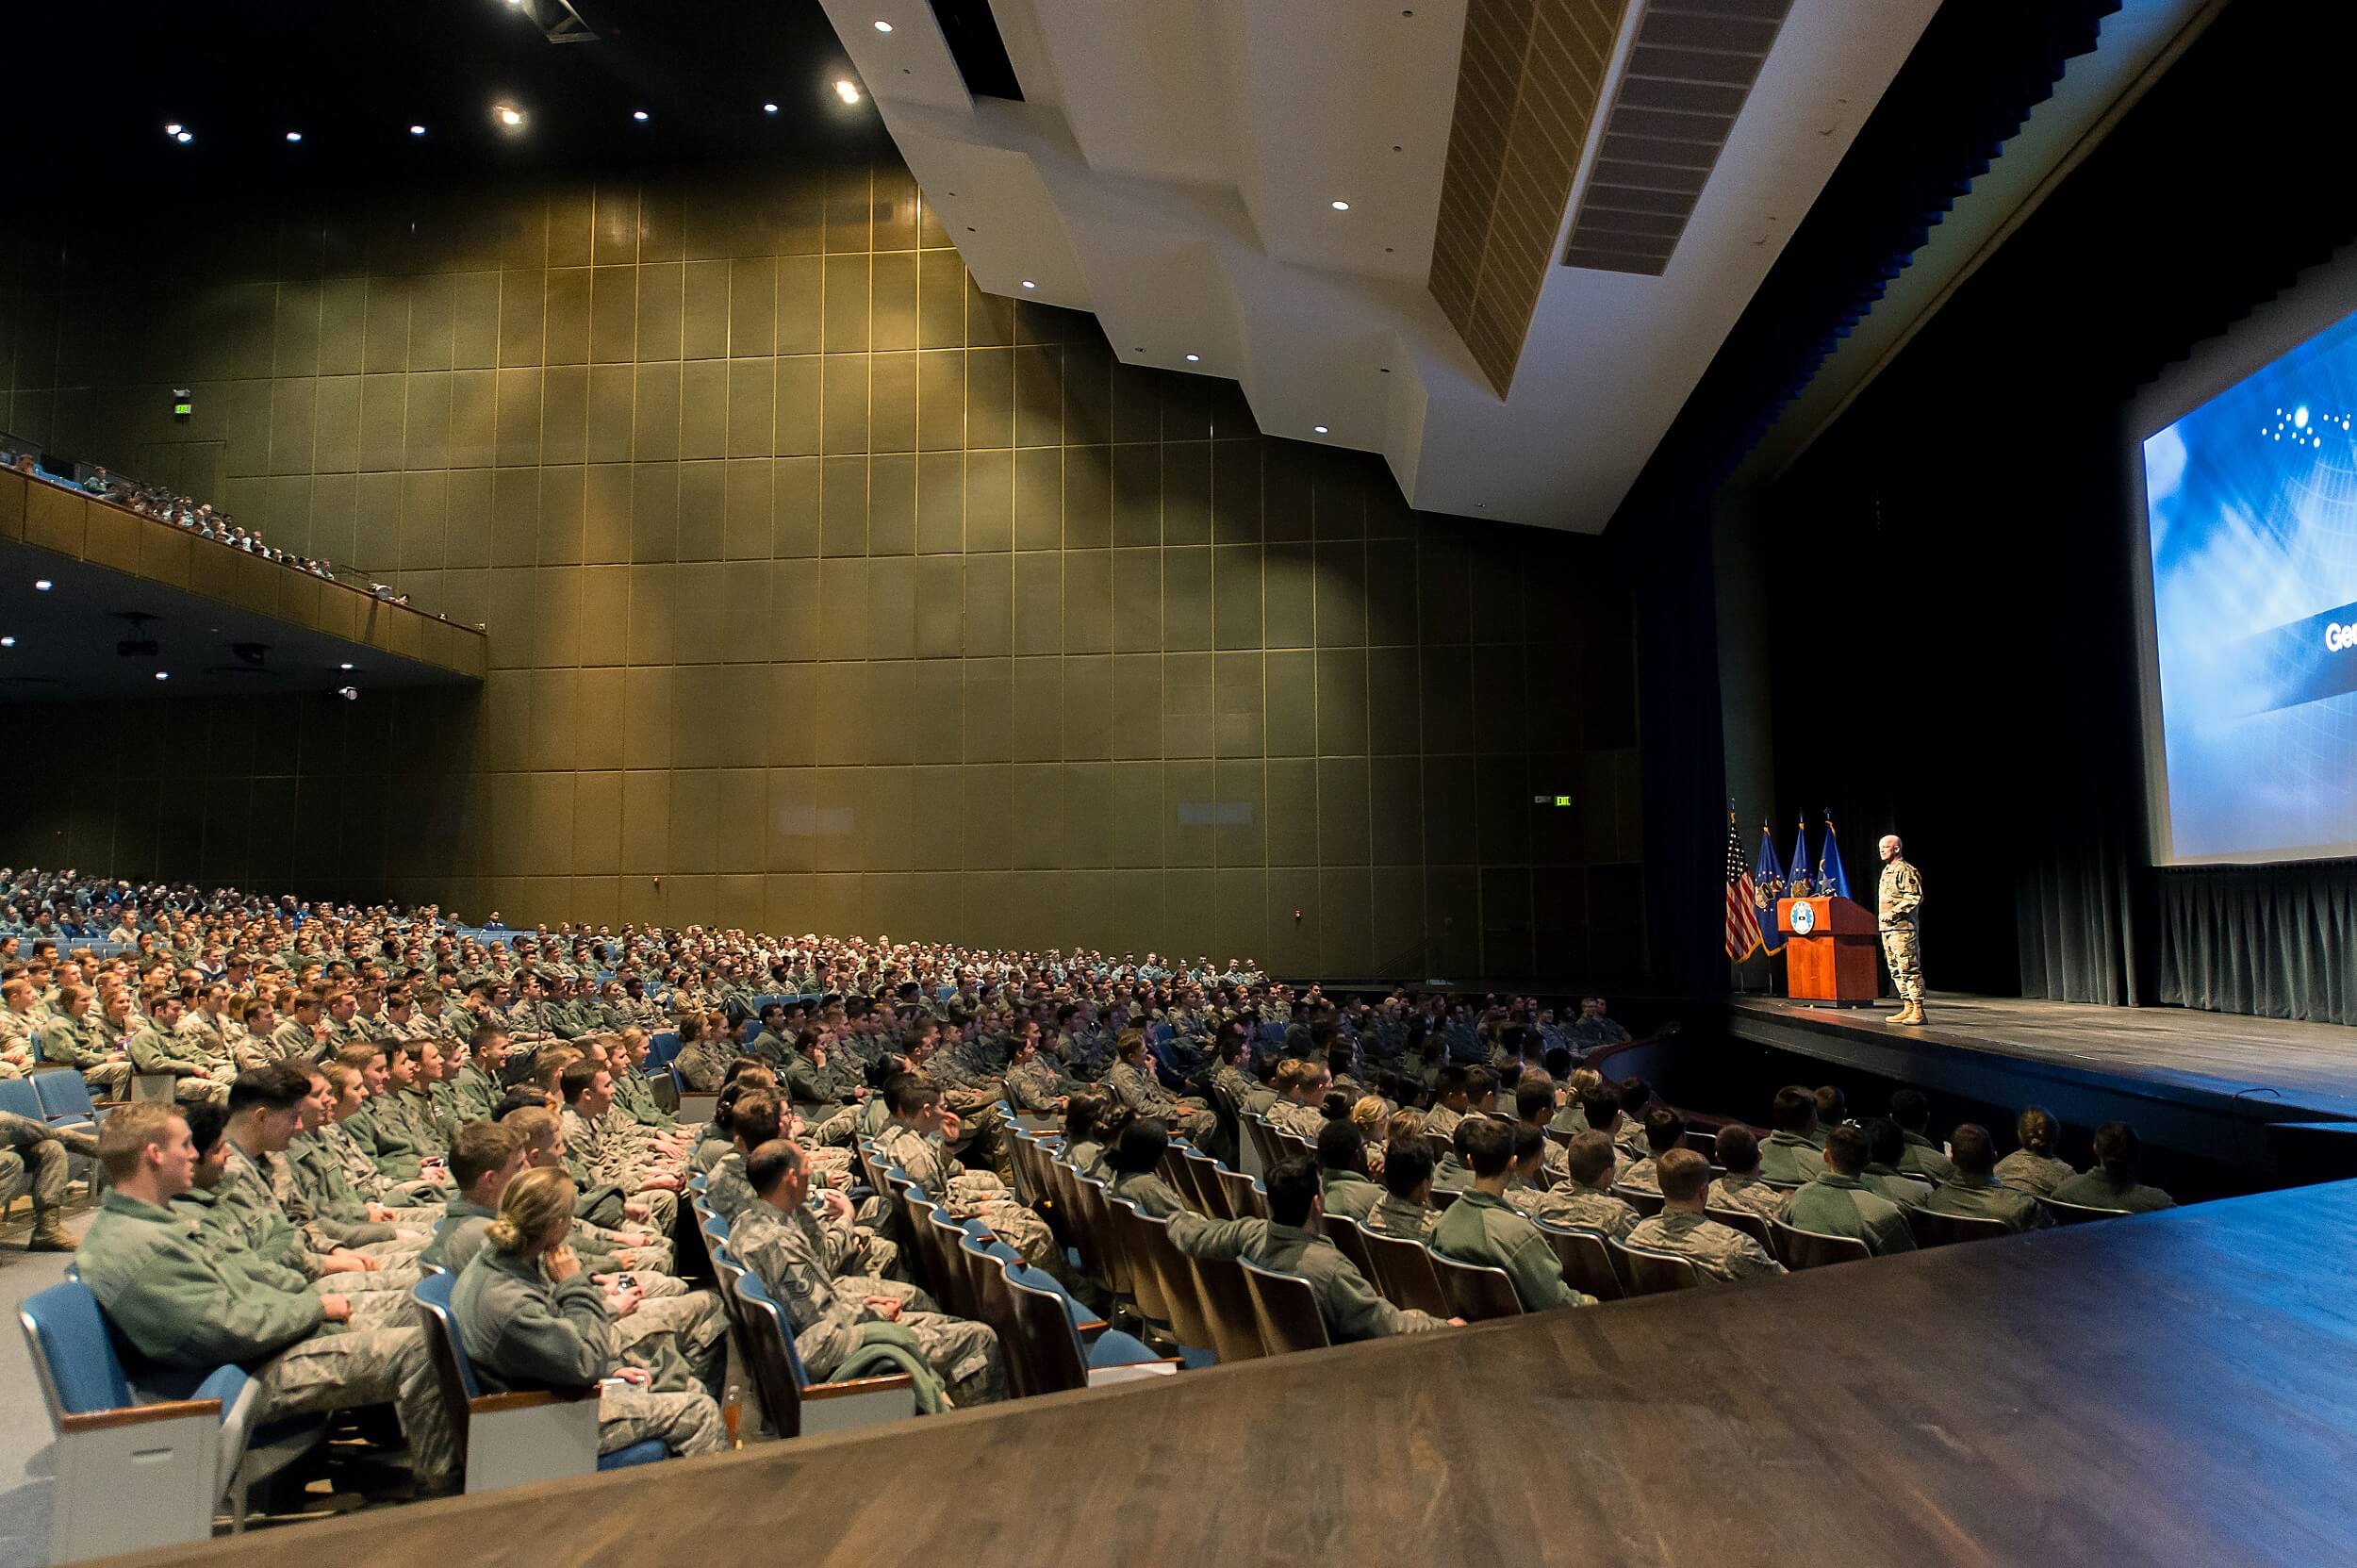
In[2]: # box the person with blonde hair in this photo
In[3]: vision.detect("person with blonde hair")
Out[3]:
[1350,1097,1391,1176]
[451,1166,725,1459]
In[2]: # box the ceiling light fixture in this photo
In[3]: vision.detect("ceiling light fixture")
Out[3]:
[175,131,193,144]
[1330,200,1350,211]
[633,109,650,122]
[164,122,182,136]
[339,662,355,671]
[155,671,170,682]
[0,636,14,648]
[764,102,779,113]
[1020,279,1036,289]
[1184,353,1200,363]
[497,104,525,128]
[410,124,427,136]
[874,19,894,31]
[1313,424,1329,434]
[834,78,863,105]
[286,131,303,142]
[33,580,52,591]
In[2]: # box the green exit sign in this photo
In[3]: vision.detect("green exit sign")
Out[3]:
[1554,795,1571,807]
[1531,794,1574,807]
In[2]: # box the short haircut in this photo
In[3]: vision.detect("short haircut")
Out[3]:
[182,1098,231,1158]
[731,1090,783,1147]
[1888,1087,1931,1131]
[1382,1138,1434,1198]
[748,1138,805,1197]
[1863,1117,1907,1170]
[228,1063,310,1115]
[1772,1085,1818,1132]
[1461,1115,1514,1178]
[1656,1147,1708,1202]
[1511,1122,1548,1168]
[451,1121,526,1191]
[1463,1066,1497,1103]
[1263,1155,1322,1228]
[503,1104,560,1150]
[99,1102,183,1182]
[1275,1058,1326,1096]
[1822,1122,1869,1175]
[1110,1117,1170,1176]
[1949,1123,1997,1177]
[1577,1084,1622,1130]
[885,1074,937,1116]
[1617,1077,1654,1117]
[1435,1064,1468,1098]
[1315,1116,1365,1174]
[1815,1085,1849,1127]
[1565,1129,1618,1187]
[1513,1073,1555,1123]
[1643,1105,1687,1155]
[558,1060,602,1104]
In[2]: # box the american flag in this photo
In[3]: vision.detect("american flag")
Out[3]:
[1724,809,1763,961]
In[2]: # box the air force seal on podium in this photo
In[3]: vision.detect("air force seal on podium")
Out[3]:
[1790,900,1817,935]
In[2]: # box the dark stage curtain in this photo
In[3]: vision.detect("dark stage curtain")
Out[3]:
[2154,864,2357,1025]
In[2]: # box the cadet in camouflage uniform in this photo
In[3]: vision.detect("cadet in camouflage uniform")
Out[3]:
[1921,1124,2052,1232]
[1878,834,1927,1025]
[0,1107,76,1249]
[1001,1022,1069,1116]
[34,983,131,1096]
[1365,1136,1441,1239]
[1508,1129,1639,1240]
[1779,1124,1916,1255]
[451,1167,725,1457]
[1625,1149,1784,1282]
[735,1140,1004,1406]
[1172,1155,1456,1342]
[128,995,231,1103]
[1706,1126,1788,1221]
[76,1103,458,1485]
[872,1078,1056,1267]
[1104,1031,1217,1145]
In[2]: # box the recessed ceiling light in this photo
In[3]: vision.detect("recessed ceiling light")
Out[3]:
[496,104,524,128]
[874,19,894,30]
[1313,424,1329,434]
[764,102,779,114]
[1020,279,1036,289]
[410,124,427,136]
[1330,200,1350,211]
[164,122,182,136]
[286,131,303,142]
[1184,353,1200,363]
[174,131,193,144]
[339,662,355,671]
[0,636,14,648]
[33,580,52,591]
[834,79,863,105]
[633,109,650,122]
[155,671,170,682]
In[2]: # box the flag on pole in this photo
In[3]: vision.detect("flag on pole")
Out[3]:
[1724,807,1763,961]
[1819,810,1854,902]
[1788,814,1813,899]
[1753,819,1787,954]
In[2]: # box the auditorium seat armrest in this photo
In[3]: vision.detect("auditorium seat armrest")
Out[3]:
[58,1397,223,1434]
[468,1387,598,1415]
[802,1373,915,1400]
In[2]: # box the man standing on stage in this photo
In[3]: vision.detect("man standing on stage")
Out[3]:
[1878,834,1926,1025]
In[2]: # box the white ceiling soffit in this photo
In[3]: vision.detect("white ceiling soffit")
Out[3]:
[1726,0,2224,497]
[828,0,1937,534]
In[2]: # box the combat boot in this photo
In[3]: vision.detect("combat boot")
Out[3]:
[26,1215,74,1251]
[1899,1000,1927,1026]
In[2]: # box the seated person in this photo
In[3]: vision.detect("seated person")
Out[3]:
[672,1015,736,1093]
[1431,1114,1479,1197]
[1432,1117,1591,1311]
[1173,1155,1459,1341]
[1106,1115,1195,1219]
[1887,1088,1955,1182]
[1778,1123,1915,1255]
[1509,1128,1638,1238]
[1003,1020,1070,1116]
[1757,1085,1827,1184]
[1993,1106,2076,1197]
[1706,1124,1784,1220]
[451,1167,725,1458]
[75,1103,457,1486]
[2052,1122,2175,1213]
[1366,1136,1440,1239]
[872,1077,1056,1266]
[1060,1091,1116,1182]
[1613,1077,1657,1161]
[1104,1029,1217,1145]
[0,1104,82,1251]
[733,1139,1005,1407]
[1512,1073,1570,1181]
[1626,1149,1784,1282]
[1263,1058,1331,1142]
[1422,1065,1471,1142]
[1618,1106,1687,1194]
[1314,1117,1383,1224]
[1859,1117,1933,1209]
[1922,1124,2052,1232]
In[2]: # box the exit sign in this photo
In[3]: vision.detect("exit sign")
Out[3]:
[1530,794,1574,807]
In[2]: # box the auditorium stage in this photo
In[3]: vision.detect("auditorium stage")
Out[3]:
[1722,990,2357,1182]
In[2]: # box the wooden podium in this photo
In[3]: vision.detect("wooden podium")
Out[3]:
[1776,895,1880,1004]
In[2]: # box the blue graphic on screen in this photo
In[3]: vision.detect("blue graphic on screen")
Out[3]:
[2144,306,2357,862]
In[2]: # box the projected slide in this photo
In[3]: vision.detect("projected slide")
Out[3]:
[2143,307,2357,863]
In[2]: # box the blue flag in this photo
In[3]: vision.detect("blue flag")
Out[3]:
[1788,815,1812,899]
[1753,820,1786,953]
[1818,811,1853,902]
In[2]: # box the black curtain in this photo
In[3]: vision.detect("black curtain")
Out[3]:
[2156,867,2357,1023]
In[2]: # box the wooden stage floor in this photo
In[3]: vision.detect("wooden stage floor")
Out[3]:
[124,1179,2357,1568]
[1725,990,2357,1123]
